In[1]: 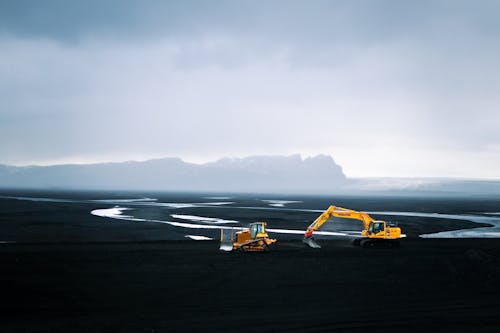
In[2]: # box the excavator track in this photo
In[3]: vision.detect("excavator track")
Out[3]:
[359,238,400,248]
[304,237,400,249]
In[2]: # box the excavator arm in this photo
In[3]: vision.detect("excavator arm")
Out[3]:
[304,205,374,239]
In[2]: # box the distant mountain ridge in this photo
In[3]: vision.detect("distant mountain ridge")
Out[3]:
[2,154,499,195]
[0,154,347,193]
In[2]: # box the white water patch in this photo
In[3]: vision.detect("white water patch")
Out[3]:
[185,235,213,240]
[92,198,157,203]
[171,214,238,224]
[152,201,234,208]
[366,211,500,238]
[93,198,235,209]
[154,203,198,208]
[159,220,241,230]
[89,208,243,231]
[262,200,302,207]
[0,195,77,203]
[421,229,500,238]
[90,207,146,222]
[369,211,500,225]
[231,205,323,213]
[198,202,234,206]
[91,207,129,218]
[420,216,500,238]
[266,228,347,236]
[367,211,496,222]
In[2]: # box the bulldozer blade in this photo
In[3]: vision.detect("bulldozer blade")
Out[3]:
[219,241,233,252]
[303,237,321,249]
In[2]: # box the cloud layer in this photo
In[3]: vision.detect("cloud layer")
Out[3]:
[1,1,499,177]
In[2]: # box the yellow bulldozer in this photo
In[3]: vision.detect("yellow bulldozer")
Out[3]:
[303,205,403,248]
[220,222,276,252]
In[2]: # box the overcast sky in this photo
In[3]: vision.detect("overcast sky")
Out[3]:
[1,0,499,178]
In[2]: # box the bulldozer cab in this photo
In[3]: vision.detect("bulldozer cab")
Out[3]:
[249,222,265,239]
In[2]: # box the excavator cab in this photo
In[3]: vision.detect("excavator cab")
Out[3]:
[367,221,385,235]
[364,221,401,240]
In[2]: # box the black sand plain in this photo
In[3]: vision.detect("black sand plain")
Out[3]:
[1,191,500,332]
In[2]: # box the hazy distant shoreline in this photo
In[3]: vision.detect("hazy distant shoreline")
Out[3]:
[1,155,499,196]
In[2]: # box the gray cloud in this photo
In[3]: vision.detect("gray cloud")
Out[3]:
[3,1,498,44]
[1,1,499,177]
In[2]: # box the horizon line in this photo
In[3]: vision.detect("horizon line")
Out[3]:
[1,155,499,181]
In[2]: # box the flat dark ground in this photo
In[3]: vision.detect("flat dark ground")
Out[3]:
[1,191,500,332]
[1,239,500,333]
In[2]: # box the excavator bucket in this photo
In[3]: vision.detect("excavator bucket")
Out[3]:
[219,228,234,252]
[303,237,321,249]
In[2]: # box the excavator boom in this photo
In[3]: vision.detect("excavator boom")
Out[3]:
[305,205,373,236]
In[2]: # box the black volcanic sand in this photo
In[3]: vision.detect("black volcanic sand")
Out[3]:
[1,239,500,332]
[1,192,500,332]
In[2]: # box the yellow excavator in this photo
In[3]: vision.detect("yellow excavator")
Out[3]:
[220,222,277,252]
[303,205,402,248]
